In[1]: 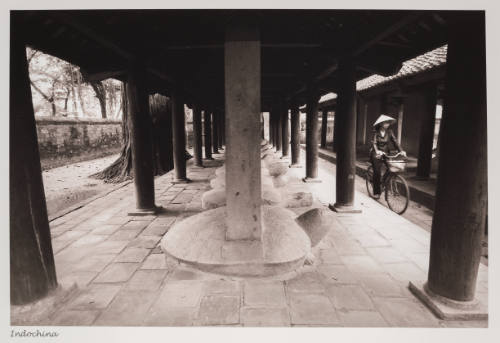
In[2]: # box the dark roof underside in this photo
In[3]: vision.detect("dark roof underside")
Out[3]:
[13,9,469,111]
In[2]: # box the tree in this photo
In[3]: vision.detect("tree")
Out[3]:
[89,81,107,119]
[91,83,132,182]
[91,88,181,182]
[27,47,118,119]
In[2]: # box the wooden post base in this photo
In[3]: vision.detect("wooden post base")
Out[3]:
[409,281,488,321]
[127,205,163,216]
[302,177,322,183]
[329,203,362,213]
[172,177,192,184]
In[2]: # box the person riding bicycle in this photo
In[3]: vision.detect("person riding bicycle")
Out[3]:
[370,114,406,199]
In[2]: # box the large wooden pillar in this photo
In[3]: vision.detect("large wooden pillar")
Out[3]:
[281,103,290,158]
[331,58,360,212]
[127,70,157,213]
[320,110,328,149]
[426,13,486,302]
[10,21,58,305]
[171,92,189,182]
[212,111,219,154]
[332,111,339,153]
[225,22,262,240]
[303,91,321,182]
[290,102,301,167]
[204,110,213,160]
[192,105,203,167]
[416,84,438,179]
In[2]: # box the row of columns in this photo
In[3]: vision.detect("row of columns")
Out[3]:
[10,13,486,312]
[194,108,225,167]
[265,12,486,306]
[10,26,226,303]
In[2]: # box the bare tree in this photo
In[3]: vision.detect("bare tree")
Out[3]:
[89,81,107,119]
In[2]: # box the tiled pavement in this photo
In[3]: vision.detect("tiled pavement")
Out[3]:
[27,153,487,327]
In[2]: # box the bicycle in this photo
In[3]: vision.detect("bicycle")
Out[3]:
[365,152,410,215]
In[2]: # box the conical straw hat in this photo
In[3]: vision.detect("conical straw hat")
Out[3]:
[373,114,396,127]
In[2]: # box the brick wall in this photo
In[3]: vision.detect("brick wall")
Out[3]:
[35,116,123,170]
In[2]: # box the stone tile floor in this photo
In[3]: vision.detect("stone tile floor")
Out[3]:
[21,152,488,327]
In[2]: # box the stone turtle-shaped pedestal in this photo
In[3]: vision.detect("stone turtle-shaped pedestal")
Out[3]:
[161,205,313,277]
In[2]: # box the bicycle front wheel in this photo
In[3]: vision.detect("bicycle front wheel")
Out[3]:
[365,166,375,198]
[385,174,410,214]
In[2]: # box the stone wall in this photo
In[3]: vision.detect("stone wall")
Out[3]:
[35,116,123,170]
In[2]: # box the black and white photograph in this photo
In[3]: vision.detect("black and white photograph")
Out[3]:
[2,0,499,341]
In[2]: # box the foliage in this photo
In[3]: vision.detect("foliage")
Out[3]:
[27,47,122,119]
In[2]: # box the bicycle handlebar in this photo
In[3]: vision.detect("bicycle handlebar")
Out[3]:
[378,151,406,159]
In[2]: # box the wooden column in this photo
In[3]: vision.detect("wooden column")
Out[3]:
[225,22,262,240]
[171,92,189,182]
[269,111,274,146]
[127,70,157,212]
[330,58,360,212]
[362,104,368,145]
[272,110,278,147]
[320,110,328,148]
[275,105,282,152]
[281,104,290,158]
[303,91,321,182]
[203,110,213,160]
[192,105,203,167]
[218,111,224,149]
[212,111,219,154]
[332,111,339,153]
[290,102,301,167]
[397,101,404,146]
[10,24,58,305]
[221,110,226,146]
[416,85,438,179]
[427,13,486,302]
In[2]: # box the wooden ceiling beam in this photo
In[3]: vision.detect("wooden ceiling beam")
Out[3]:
[48,12,177,87]
[162,43,322,50]
[80,69,126,82]
[286,13,425,102]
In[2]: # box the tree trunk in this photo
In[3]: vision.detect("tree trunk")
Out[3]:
[29,79,56,116]
[64,88,71,111]
[150,94,174,175]
[77,73,86,115]
[91,83,132,182]
[91,87,177,183]
[90,81,107,119]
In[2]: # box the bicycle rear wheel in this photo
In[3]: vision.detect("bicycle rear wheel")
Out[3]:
[365,166,375,198]
[385,174,410,214]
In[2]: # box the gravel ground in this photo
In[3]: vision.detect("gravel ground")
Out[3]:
[42,153,127,217]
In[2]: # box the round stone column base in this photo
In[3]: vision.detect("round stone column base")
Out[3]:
[409,281,488,320]
[161,205,311,277]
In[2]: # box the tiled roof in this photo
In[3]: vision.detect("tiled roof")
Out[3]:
[356,45,447,91]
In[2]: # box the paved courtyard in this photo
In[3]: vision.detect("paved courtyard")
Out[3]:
[14,152,488,327]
